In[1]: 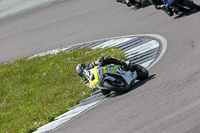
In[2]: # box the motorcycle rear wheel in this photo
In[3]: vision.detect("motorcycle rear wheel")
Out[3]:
[131,64,149,80]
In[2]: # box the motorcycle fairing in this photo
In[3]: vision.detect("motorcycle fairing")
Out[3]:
[83,64,137,89]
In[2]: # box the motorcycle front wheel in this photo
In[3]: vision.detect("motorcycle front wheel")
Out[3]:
[102,80,130,93]
[101,89,111,95]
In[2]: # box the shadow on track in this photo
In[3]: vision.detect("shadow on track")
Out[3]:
[130,2,152,10]
[107,74,156,98]
[174,10,200,19]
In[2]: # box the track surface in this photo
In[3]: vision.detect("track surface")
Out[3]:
[1,0,200,133]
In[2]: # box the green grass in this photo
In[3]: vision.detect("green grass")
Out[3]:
[0,47,126,133]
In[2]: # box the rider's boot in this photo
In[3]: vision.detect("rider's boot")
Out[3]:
[158,4,174,16]
[165,7,174,16]
[125,0,133,7]
[129,63,137,71]
[130,0,137,6]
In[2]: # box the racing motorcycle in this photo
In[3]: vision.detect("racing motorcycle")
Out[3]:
[83,63,149,95]
[157,0,200,16]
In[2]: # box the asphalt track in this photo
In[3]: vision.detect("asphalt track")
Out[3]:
[1,0,200,133]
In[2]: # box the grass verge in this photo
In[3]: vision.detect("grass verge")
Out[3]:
[0,47,126,133]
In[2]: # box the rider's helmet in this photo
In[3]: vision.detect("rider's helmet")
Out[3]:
[76,63,86,76]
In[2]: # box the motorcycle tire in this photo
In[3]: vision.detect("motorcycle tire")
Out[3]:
[101,89,111,95]
[134,64,149,80]
[102,80,130,93]
[182,0,200,10]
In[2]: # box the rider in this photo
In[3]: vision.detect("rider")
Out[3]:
[150,0,174,16]
[75,56,129,91]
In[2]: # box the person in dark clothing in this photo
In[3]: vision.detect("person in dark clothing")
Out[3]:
[150,0,174,16]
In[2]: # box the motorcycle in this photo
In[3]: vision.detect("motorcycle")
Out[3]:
[83,63,149,95]
[156,0,200,16]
